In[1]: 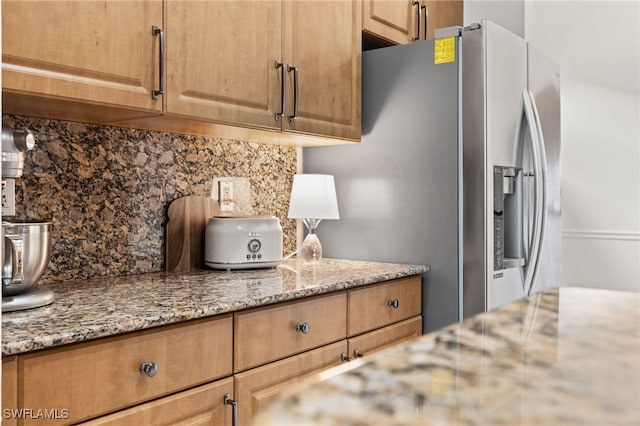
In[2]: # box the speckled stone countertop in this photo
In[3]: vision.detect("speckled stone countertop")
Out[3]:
[254,287,640,426]
[2,258,426,356]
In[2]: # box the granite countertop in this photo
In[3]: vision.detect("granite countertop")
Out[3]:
[254,287,640,426]
[1,258,426,356]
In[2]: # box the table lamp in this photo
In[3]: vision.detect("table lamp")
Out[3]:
[288,174,340,264]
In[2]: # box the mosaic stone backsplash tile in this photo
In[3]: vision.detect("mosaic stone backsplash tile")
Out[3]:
[2,115,298,284]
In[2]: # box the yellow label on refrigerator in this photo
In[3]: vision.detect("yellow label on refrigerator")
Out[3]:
[434,37,456,64]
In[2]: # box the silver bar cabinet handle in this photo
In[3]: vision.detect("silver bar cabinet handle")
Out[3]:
[353,349,364,358]
[341,352,352,362]
[287,65,299,122]
[411,1,421,41]
[274,61,286,121]
[224,394,239,426]
[151,26,165,100]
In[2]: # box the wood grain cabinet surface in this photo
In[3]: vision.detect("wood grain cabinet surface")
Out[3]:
[19,315,232,426]
[361,0,463,44]
[79,379,234,426]
[281,0,362,140]
[234,341,348,426]
[2,356,18,426]
[234,292,347,372]
[2,0,361,144]
[165,0,361,142]
[347,316,422,360]
[362,0,418,45]
[164,0,283,131]
[1,0,163,123]
[2,276,422,425]
[347,275,422,336]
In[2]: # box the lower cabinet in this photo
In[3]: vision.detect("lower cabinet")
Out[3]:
[80,378,234,426]
[347,316,423,360]
[2,356,18,426]
[1,275,422,425]
[234,341,348,426]
[21,316,233,426]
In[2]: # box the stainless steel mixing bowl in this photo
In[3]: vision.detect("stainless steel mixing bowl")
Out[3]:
[2,221,52,297]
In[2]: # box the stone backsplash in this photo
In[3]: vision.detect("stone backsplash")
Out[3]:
[2,115,298,285]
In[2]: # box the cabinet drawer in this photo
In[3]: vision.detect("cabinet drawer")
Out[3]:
[347,316,422,360]
[348,276,422,336]
[234,292,347,372]
[80,378,234,426]
[21,315,233,426]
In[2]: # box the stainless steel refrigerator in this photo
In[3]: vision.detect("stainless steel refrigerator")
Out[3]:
[303,20,561,332]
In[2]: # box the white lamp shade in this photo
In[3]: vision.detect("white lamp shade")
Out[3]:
[288,174,340,219]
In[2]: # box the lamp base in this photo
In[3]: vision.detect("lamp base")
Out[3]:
[300,233,323,265]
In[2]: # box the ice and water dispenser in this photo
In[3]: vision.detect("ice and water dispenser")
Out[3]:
[493,165,525,271]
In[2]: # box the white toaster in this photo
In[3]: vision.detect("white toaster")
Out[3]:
[204,216,283,270]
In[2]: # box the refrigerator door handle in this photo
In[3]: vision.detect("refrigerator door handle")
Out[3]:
[515,89,544,297]
[527,89,549,295]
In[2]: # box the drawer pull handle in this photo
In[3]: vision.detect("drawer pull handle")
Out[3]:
[341,352,352,362]
[388,299,400,309]
[224,394,239,426]
[295,322,311,334]
[353,349,364,358]
[139,361,159,377]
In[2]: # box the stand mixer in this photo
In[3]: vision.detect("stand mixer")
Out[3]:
[2,125,55,312]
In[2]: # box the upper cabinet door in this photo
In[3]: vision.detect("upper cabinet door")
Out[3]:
[2,0,163,116]
[423,0,463,40]
[282,1,361,141]
[165,1,283,130]
[362,0,417,45]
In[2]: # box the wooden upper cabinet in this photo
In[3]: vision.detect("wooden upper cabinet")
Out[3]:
[165,0,283,130]
[282,1,361,141]
[2,0,163,121]
[362,0,417,45]
[361,0,462,43]
[423,0,463,40]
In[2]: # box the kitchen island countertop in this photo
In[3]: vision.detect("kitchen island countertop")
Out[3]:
[2,258,427,356]
[254,287,640,426]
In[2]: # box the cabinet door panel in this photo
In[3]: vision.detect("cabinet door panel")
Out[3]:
[166,0,282,129]
[424,0,463,40]
[80,379,233,426]
[348,316,422,359]
[283,1,361,140]
[234,341,348,426]
[2,357,18,426]
[363,0,415,44]
[2,0,162,115]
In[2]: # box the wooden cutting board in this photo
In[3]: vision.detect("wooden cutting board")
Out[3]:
[166,196,219,272]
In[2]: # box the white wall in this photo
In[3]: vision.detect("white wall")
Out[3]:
[525,1,640,292]
[465,1,640,292]
[464,0,525,36]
